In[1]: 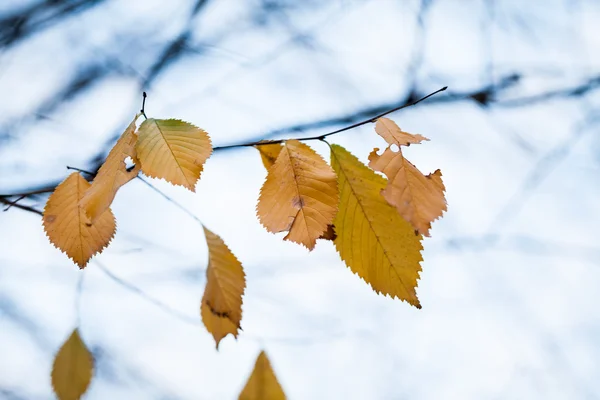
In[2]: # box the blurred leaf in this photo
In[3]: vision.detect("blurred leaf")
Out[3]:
[239,351,286,400]
[80,114,140,223]
[51,329,93,400]
[43,172,115,268]
[201,227,246,348]
[330,144,423,308]
[136,118,212,191]
[257,140,338,250]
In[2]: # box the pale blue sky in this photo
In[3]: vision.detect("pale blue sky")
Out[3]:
[1,1,599,399]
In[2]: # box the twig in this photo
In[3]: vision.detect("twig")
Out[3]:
[0,197,43,215]
[3,195,26,211]
[214,86,448,150]
[141,91,148,120]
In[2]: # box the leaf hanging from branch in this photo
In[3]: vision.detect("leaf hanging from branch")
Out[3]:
[238,350,286,400]
[51,329,94,400]
[200,227,246,348]
[257,139,338,250]
[43,172,116,268]
[369,148,446,236]
[136,118,212,191]
[330,144,423,308]
[79,114,140,223]
[375,117,429,147]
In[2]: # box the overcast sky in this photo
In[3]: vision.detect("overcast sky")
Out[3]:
[1,1,599,399]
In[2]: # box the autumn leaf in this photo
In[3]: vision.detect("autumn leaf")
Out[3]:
[79,115,140,223]
[318,224,336,241]
[375,117,429,147]
[369,147,446,236]
[257,139,338,250]
[136,118,212,191]
[330,144,423,308]
[43,172,116,268]
[254,142,283,170]
[200,227,246,348]
[239,351,286,400]
[51,329,93,400]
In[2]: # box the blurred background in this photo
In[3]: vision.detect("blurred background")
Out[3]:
[1,0,599,399]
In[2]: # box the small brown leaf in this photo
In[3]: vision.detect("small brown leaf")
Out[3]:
[375,117,429,147]
[257,140,339,250]
[368,146,446,236]
[43,172,116,268]
[80,115,140,223]
[200,227,246,348]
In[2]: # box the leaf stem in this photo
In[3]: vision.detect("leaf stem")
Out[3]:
[141,91,148,120]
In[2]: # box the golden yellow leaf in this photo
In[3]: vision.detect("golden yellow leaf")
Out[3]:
[51,329,93,400]
[330,144,423,308]
[200,227,246,348]
[375,117,429,147]
[239,351,286,400]
[369,147,446,236]
[136,118,212,191]
[43,172,116,268]
[254,143,283,170]
[80,115,140,223]
[257,140,338,250]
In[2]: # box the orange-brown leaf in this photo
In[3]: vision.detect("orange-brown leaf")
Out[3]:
[368,146,446,236]
[136,118,212,191]
[254,143,283,170]
[257,140,338,250]
[51,329,93,400]
[43,172,116,268]
[375,117,428,147]
[239,351,286,400]
[200,227,246,348]
[80,115,140,222]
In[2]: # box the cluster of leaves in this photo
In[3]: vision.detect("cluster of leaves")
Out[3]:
[42,112,446,399]
[52,329,285,399]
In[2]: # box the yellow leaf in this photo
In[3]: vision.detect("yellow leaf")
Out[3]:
[254,143,283,170]
[239,351,286,400]
[80,115,140,223]
[51,329,93,400]
[200,227,246,348]
[369,147,446,236]
[257,140,338,250]
[43,172,116,268]
[330,144,423,308]
[375,117,428,147]
[136,118,212,191]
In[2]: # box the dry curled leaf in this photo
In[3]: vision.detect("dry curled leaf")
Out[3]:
[375,117,429,147]
[136,118,212,191]
[200,227,246,348]
[257,140,338,250]
[331,144,423,308]
[51,329,93,400]
[43,172,116,268]
[239,351,286,400]
[369,147,446,236]
[80,114,140,223]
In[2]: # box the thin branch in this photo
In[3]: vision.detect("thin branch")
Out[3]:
[3,195,26,211]
[140,91,147,120]
[214,86,448,150]
[0,197,42,215]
